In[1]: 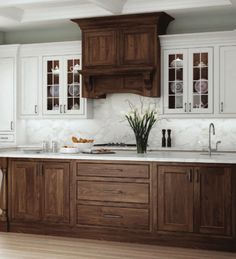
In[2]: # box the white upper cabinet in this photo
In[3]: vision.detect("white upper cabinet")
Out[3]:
[219,46,236,114]
[43,54,85,116]
[20,56,39,116]
[19,41,91,119]
[163,47,213,115]
[0,57,15,131]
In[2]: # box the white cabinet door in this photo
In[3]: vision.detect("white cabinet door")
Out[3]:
[163,49,188,114]
[20,56,39,116]
[43,56,63,115]
[220,46,236,114]
[63,55,85,115]
[188,48,213,114]
[0,58,14,132]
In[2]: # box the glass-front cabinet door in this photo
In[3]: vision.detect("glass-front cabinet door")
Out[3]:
[43,55,84,116]
[64,55,83,115]
[163,48,213,115]
[43,56,62,115]
[189,48,213,114]
[164,49,188,114]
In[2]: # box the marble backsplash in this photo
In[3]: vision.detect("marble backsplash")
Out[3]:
[24,94,236,151]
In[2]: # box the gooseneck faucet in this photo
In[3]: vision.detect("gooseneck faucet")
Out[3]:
[209,123,215,156]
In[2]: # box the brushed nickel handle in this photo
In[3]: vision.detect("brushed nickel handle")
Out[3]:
[184,103,187,112]
[60,105,63,113]
[189,103,191,112]
[35,105,38,114]
[10,121,14,131]
[0,137,8,140]
[103,214,123,219]
[220,102,224,113]
[64,105,66,113]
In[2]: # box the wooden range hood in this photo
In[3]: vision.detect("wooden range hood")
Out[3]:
[72,12,174,98]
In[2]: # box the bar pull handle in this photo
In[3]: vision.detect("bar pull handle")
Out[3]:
[35,105,38,114]
[60,105,63,113]
[189,103,191,112]
[64,105,66,113]
[103,214,123,219]
[220,102,224,113]
[187,169,193,182]
[184,103,187,112]
[10,121,14,131]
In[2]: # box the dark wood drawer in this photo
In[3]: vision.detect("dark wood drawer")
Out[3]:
[77,163,149,178]
[77,181,149,204]
[77,205,149,230]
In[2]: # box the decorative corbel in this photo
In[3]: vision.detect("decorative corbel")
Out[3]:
[143,72,153,90]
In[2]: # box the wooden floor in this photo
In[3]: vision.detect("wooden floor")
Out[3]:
[0,233,235,259]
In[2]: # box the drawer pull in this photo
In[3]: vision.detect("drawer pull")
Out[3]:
[103,214,123,219]
[103,168,123,172]
[103,189,123,195]
[0,137,8,140]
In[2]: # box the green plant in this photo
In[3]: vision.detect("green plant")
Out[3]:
[125,106,157,153]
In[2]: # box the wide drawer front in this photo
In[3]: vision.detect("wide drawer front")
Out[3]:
[77,163,149,178]
[77,181,149,204]
[0,134,14,142]
[77,205,149,230]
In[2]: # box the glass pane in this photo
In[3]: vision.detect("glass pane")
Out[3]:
[169,96,175,109]
[46,60,60,112]
[66,58,81,111]
[192,51,209,111]
[175,95,183,109]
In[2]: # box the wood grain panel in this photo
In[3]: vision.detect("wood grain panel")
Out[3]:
[84,30,117,67]
[77,163,149,178]
[11,161,40,221]
[42,162,70,223]
[158,166,194,232]
[77,181,149,204]
[194,167,232,236]
[77,205,149,230]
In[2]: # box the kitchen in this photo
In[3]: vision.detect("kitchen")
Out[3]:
[1,0,236,258]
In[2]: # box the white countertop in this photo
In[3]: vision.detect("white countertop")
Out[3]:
[0,149,236,164]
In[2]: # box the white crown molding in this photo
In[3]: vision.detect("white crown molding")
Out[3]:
[123,0,232,13]
[19,40,81,56]
[160,30,236,48]
[88,0,127,14]
[0,0,61,7]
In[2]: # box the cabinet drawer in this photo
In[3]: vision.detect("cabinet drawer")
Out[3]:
[0,134,14,142]
[77,163,149,178]
[77,205,149,230]
[77,181,149,204]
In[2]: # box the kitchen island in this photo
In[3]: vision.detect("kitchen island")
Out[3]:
[0,150,235,252]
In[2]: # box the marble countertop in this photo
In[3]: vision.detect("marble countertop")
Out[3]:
[0,149,236,164]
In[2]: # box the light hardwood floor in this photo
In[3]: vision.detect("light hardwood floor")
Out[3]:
[0,233,235,259]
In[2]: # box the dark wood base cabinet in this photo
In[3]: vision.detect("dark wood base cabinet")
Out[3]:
[1,159,236,252]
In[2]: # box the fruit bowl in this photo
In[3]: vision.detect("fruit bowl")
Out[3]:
[73,142,93,152]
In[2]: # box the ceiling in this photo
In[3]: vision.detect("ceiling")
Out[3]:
[0,0,235,33]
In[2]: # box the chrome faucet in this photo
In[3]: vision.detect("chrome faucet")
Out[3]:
[208,123,215,156]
